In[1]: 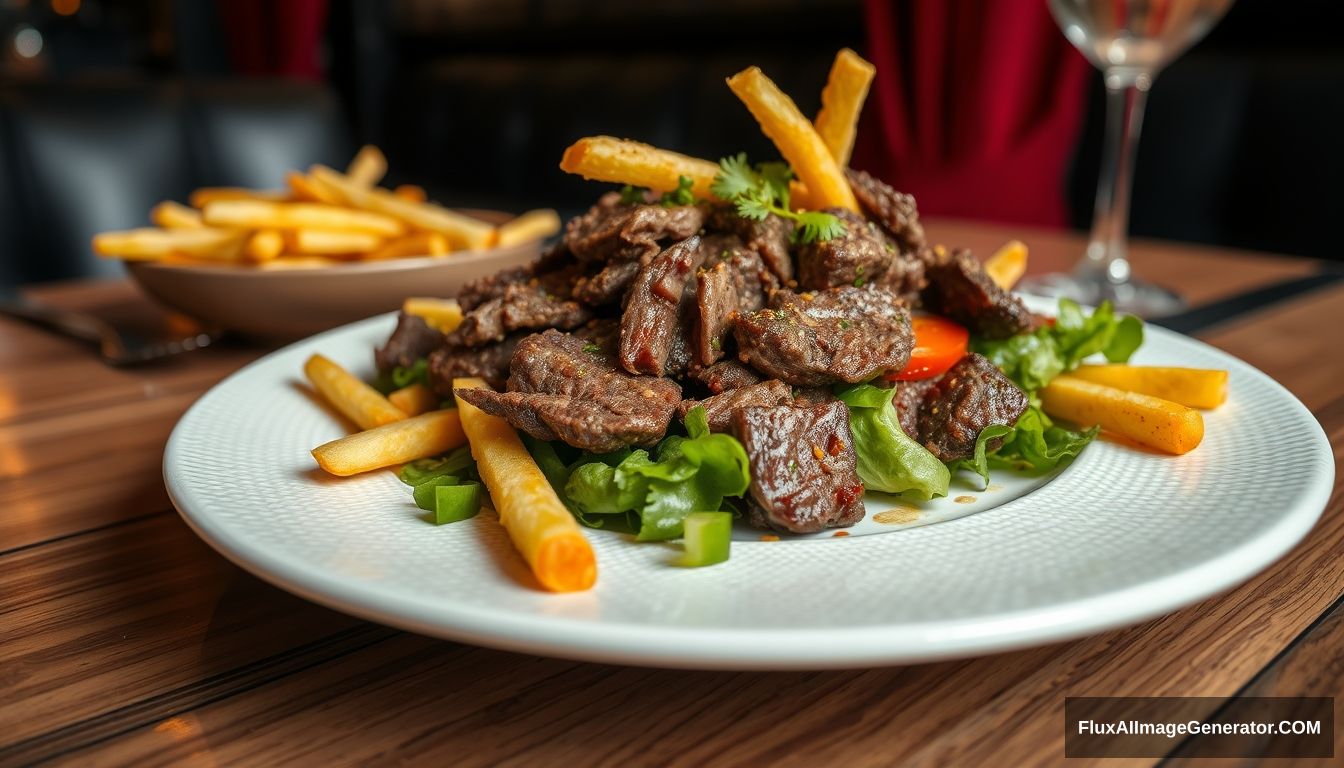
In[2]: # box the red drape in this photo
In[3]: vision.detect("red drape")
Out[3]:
[853,0,1091,228]
[216,0,328,80]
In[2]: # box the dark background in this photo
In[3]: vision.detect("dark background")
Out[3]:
[0,0,1339,287]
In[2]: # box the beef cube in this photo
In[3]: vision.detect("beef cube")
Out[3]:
[572,260,640,306]
[428,335,521,392]
[375,312,446,373]
[923,248,1033,339]
[456,266,531,312]
[892,378,937,439]
[916,353,1029,461]
[796,208,897,291]
[706,206,794,284]
[677,379,792,432]
[619,236,705,376]
[731,402,866,533]
[450,280,592,347]
[734,286,914,386]
[564,192,705,264]
[693,360,764,394]
[695,261,738,367]
[455,330,681,452]
[847,168,926,253]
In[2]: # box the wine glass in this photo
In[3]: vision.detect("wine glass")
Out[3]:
[1018,0,1235,316]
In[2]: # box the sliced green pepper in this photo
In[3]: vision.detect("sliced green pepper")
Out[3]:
[433,482,482,524]
[679,511,732,567]
[412,475,459,510]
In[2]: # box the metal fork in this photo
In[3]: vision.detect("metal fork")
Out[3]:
[0,290,221,365]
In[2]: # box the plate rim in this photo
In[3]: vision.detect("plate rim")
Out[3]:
[164,308,1336,669]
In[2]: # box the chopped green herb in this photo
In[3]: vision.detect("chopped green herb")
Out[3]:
[884,242,896,253]
[391,358,430,389]
[618,185,647,205]
[658,175,696,206]
[678,511,732,567]
[710,153,845,244]
[838,319,851,330]
[853,276,866,287]
[719,249,732,260]
[582,342,602,354]
[432,482,482,524]
[787,459,798,474]
[710,336,722,351]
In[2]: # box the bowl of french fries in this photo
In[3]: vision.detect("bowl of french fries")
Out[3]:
[97,146,561,339]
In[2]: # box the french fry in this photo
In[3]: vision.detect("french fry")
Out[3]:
[202,199,406,238]
[1040,375,1204,455]
[1070,365,1229,409]
[402,297,463,332]
[150,201,204,229]
[303,353,407,430]
[286,171,343,205]
[726,66,858,211]
[346,144,388,187]
[496,208,562,248]
[454,378,597,592]
[985,240,1029,290]
[189,187,289,208]
[286,229,384,255]
[559,136,720,200]
[814,48,876,167]
[365,232,449,261]
[312,410,465,477]
[387,383,440,417]
[309,165,496,250]
[92,228,245,261]
[245,229,284,262]
[394,184,427,203]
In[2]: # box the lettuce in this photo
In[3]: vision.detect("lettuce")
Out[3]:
[560,407,751,541]
[835,383,950,500]
[974,299,1142,393]
[948,407,1097,483]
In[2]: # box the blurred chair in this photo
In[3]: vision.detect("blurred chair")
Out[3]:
[0,79,351,287]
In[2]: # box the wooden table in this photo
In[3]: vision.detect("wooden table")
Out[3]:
[3,221,1341,767]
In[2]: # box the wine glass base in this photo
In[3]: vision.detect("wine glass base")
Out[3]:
[1016,272,1187,318]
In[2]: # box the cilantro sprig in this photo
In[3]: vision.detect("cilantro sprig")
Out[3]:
[710,153,845,244]
[619,175,696,207]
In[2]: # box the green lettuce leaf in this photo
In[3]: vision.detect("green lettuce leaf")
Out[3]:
[973,298,1143,393]
[988,406,1098,473]
[835,383,949,500]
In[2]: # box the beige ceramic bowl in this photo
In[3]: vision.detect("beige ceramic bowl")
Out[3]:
[126,211,541,340]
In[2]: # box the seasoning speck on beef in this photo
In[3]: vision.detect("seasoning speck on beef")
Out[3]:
[923,248,1033,339]
[796,208,897,291]
[677,379,792,432]
[449,280,593,347]
[847,168,925,253]
[731,402,866,533]
[706,205,794,284]
[375,312,446,372]
[564,192,705,265]
[455,330,681,451]
[619,236,704,375]
[693,360,763,394]
[734,286,914,386]
[916,353,1029,461]
[428,335,521,392]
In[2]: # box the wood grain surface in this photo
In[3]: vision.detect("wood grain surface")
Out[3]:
[1,224,1340,767]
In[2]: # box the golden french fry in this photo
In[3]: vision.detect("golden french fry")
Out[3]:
[402,297,463,332]
[387,383,440,417]
[286,171,343,204]
[189,187,289,208]
[245,229,284,262]
[496,209,562,248]
[286,229,384,255]
[303,353,407,431]
[346,145,388,187]
[1070,365,1229,410]
[150,201,204,229]
[394,184,427,203]
[727,66,858,211]
[559,136,720,200]
[202,199,405,238]
[814,48,876,167]
[312,410,465,477]
[1040,375,1204,455]
[92,228,246,261]
[454,378,597,592]
[309,165,496,250]
[985,240,1029,290]
[365,232,449,261]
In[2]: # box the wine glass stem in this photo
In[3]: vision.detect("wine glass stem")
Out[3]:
[1083,72,1151,290]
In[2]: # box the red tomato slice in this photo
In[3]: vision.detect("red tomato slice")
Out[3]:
[888,315,969,381]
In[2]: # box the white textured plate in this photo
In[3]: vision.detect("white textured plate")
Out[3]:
[165,298,1334,669]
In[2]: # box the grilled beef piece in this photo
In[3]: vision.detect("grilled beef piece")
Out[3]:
[574,317,621,348]
[731,401,866,533]
[450,279,593,347]
[427,335,521,392]
[677,379,792,433]
[693,360,764,394]
[922,248,1033,339]
[456,266,531,312]
[698,234,775,309]
[375,312,446,372]
[572,260,640,306]
[892,378,937,439]
[792,386,837,406]
[706,206,794,284]
[695,261,737,367]
[619,236,705,376]
[564,192,705,265]
[734,286,914,386]
[796,208,898,291]
[916,353,1029,461]
[847,168,925,253]
[454,330,681,452]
